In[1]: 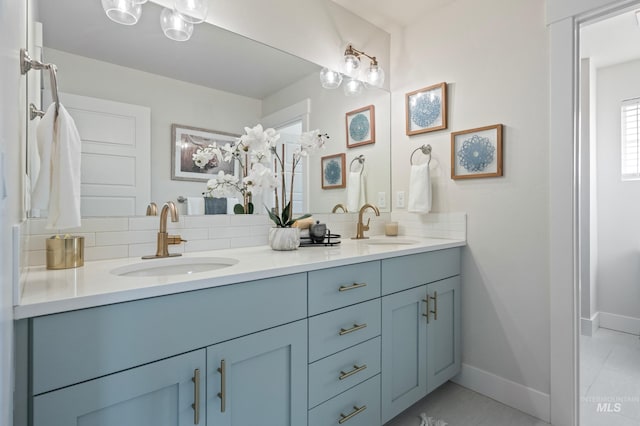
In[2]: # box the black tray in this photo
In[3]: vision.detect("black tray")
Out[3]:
[299,233,341,247]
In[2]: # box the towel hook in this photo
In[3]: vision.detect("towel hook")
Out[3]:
[21,48,60,117]
[350,155,365,175]
[410,144,432,166]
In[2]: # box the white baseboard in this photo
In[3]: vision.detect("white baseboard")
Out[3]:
[580,312,600,336]
[451,363,550,423]
[599,311,640,335]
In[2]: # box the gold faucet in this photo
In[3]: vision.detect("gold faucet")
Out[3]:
[332,203,348,213]
[142,201,186,259]
[352,203,380,239]
[146,202,158,216]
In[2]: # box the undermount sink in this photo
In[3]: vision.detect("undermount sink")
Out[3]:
[111,257,239,277]
[364,238,419,245]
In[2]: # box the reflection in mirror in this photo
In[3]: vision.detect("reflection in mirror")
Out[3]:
[27,0,391,217]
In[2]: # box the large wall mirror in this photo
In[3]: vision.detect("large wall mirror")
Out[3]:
[25,0,391,218]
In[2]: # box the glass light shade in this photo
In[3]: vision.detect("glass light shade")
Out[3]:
[102,0,142,25]
[343,78,363,97]
[365,64,385,88]
[319,68,343,89]
[160,8,194,41]
[174,0,208,24]
[343,53,360,78]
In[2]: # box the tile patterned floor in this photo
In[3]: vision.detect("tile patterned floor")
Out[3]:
[580,328,640,426]
[385,382,549,426]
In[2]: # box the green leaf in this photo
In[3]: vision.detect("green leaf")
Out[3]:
[233,204,245,214]
[247,202,254,214]
[281,201,291,225]
[266,206,283,227]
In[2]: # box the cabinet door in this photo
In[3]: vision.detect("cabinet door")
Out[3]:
[381,285,427,424]
[206,320,307,426]
[426,276,461,393]
[33,349,206,426]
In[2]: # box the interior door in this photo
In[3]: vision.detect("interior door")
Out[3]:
[58,92,151,216]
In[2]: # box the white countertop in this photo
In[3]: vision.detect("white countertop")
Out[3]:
[15,236,465,319]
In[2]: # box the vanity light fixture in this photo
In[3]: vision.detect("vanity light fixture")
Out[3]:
[319,44,385,94]
[160,7,194,41]
[101,0,206,42]
[343,44,385,88]
[319,68,343,89]
[174,0,209,24]
[343,78,363,97]
[101,0,143,26]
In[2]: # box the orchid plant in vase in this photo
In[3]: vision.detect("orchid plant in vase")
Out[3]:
[195,124,329,225]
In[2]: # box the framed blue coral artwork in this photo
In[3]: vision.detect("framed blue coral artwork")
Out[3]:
[451,124,503,180]
[321,153,346,189]
[346,105,375,148]
[406,82,447,135]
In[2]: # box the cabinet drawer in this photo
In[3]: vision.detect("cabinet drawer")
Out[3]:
[309,375,381,426]
[309,299,381,362]
[31,273,307,395]
[308,261,381,315]
[309,337,380,408]
[381,248,460,295]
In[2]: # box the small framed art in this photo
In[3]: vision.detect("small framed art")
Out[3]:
[346,105,375,148]
[406,82,447,135]
[321,153,346,189]
[171,124,239,182]
[451,124,503,180]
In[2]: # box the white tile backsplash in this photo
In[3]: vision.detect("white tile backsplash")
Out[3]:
[21,212,466,266]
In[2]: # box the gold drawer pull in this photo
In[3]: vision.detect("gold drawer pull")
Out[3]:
[339,323,367,336]
[191,368,200,425]
[430,291,438,320]
[217,359,226,413]
[339,364,367,380]
[339,405,367,424]
[339,282,367,292]
[422,297,430,323]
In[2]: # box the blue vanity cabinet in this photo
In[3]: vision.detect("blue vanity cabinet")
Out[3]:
[32,349,206,426]
[380,250,461,424]
[206,320,308,426]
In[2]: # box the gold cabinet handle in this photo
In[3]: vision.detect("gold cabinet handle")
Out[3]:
[339,282,367,292]
[430,291,438,320]
[422,297,430,323]
[339,364,367,380]
[339,405,367,424]
[339,323,367,336]
[217,359,226,413]
[191,368,200,425]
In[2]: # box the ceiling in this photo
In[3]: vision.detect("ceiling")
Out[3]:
[331,0,456,30]
[37,0,320,99]
[581,8,640,68]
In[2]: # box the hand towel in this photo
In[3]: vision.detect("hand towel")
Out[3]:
[32,103,82,229]
[31,103,56,211]
[187,196,205,215]
[408,162,432,214]
[49,104,82,229]
[226,197,238,214]
[347,171,366,212]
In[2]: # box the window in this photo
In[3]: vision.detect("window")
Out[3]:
[622,98,640,180]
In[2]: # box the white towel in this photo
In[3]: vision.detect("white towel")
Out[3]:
[408,162,432,214]
[347,171,366,212]
[227,197,238,214]
[32,103,82,229]
[187,196,205,215]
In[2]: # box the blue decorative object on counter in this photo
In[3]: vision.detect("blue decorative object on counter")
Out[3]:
[411,94,441,128]
[456,135,495,172]
[204,197,227,214]
[349,113,370,141]
[324,159,342,185]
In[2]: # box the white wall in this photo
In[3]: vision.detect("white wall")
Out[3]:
[44,48,261,210]
[0,1,27,424]
[595,59,640,322]
[390,0,551,413]
[263,72,391,213]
